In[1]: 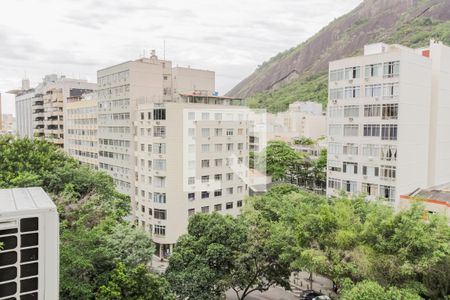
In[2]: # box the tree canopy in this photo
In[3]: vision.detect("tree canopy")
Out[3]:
[0,136,172,299]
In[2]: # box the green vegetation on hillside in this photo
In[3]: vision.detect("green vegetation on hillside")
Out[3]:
[0,136,174,300]
[247,17,450,113]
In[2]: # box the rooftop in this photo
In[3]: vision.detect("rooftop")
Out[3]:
[406,182,450,204]
[0,187,56,214]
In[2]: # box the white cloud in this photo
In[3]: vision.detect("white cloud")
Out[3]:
[0,0,362,115]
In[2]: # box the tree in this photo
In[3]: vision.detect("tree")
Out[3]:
[340,280,421,300]
[166,213,291,300]
[261,141,298,181]
[96,262,175,300]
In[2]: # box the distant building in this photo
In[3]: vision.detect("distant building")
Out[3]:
[9,75,96,146]
[400,184,450,223]
[1,114,15,133]
[0,187,59,300]
[326,40,450,205]
[65,92,98,169]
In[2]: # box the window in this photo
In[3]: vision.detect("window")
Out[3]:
[188,208,195,216]
[188,128,195,137]
[345,66,360,79]
[383,61,400,78]
[328,178,341,190]
[328,143,341,155]
[188,160,195,170]
[363,124,380,137]
[201,160,210,168]
[381,124,398,140]
[188,192,195,201]
[215,159,222,167]
[344,105,359,118]
[154,109,166,120]
[226,143,234,151]
[226,187,234,195]
[329,88,343,100]
[330,69,344,81]
[329,125,342,136]
[365,63,382,78]
[237,200,243,207]
[238,128,244,135]
[361,183,379,196]
[380,145,397,161]
[382,104,398,120]
[383,83,399,98]
[226,202,233,209]
[344,124,359,137]
[343,180,357,193]
[202,112,209,120]
[364,104,381,117]
[214,174,222,181]
[365,84,382,97]
[201,191,210,199]
[154,193,166,203]
[343,144,358,155]
[362,166,379,177]
[226,128,234,136]
[153,159,166,171]
[202,128,210,137]
[154,143,166,154]
[328,160,342,172]
[343,162,358,174]
[148,112,152,119]
[154,209,167,220]
[226,173,234,180]
[215,144,223,152]
[188,177,195,184]
[188,112,195,120]
[201,206,210,213]
[215,128,223,136]
[362,144,380,157]
[154,225,166,236]
[344,86,360,99]
[214,113,222,120]
[329,107,343,118]
[140,112,145,120]
[201,175,209,183]
[214,189,222,197]
[238,143,244,150]
[153,126,166,138]
[188,144,195,153]
[380,185,396,202]
[380,165,396,180]
[214,204,222,211]
[141,144,145,151]
[154,176,166,188]
[202,144,210,153]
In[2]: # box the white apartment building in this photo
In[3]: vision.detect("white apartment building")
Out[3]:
[97,51,214,196]
[133,94,249,257]
[65,92,98,168]
[267,101,326,142]
[326,41,450,206]
[9,75,95,146]
[0,187,59,300]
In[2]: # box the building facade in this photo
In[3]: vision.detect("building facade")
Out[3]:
[65,92,98,168]
[133,95,249,257]
[0,187,59,300]
[326,41,450,205]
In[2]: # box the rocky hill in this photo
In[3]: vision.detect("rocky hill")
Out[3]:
[227,0,450,112]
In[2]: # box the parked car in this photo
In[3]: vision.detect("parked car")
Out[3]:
[300,290,331,300]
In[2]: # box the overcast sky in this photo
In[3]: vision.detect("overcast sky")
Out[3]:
[0,0,362,115]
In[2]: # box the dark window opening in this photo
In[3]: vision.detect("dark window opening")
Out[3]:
[21,234,38,248]
[20,218,38,232]
[20,277,38,293]
[0,266,17,282]
[21,263,38,278]
[21,248,38,263]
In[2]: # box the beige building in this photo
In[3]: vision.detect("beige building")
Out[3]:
[1,113,15,133]
[65,92,98,168]
[97,51,214,196]
[326,41,450,206]
[133,94,249,257]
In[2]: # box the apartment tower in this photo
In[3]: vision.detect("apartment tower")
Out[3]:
[326,41,450,205]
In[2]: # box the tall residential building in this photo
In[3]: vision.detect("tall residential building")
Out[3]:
[97,52,214,196]
[133,94,249,257]
[65,92,98,168]
[0,187,59,300]
[326,40,450,206]
[9,75,96,145]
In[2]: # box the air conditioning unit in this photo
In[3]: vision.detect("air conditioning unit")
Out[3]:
[332,100,337,104]
[349,117,354,122]
[349,79,353,84]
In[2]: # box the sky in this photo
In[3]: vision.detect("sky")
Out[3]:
[0,0,362,115]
